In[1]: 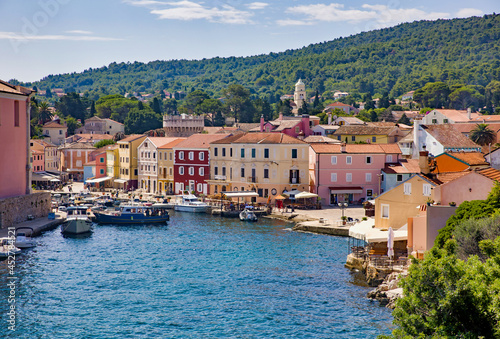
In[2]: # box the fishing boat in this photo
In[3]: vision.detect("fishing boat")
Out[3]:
[0,237,21,258]
[15,227,37,248]
[239,208,258,221]
[62,206,92,234]
[93,204,170,224]
[174,195,208,213]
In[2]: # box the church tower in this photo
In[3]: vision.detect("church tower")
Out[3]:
[293,79,306,116]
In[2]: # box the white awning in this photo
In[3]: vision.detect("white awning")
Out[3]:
[349,220,407,243]
[86,176,112,183]
[113,178,129,184]
[295,192,318,199]
[223,191,259,198]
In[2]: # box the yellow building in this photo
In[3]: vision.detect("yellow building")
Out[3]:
[208,133,309,204]
[116,134,146,190]
[157,138,185,195]
[333,123,410,144]
[105,144,120,183]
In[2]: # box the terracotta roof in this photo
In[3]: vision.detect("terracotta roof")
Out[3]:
[468,115,500,123]
[383,159,420,174]
[158,138,186,149]
[316,125,340,131]
[73,133,113,141]
[303,135,342,144]
[104,118,123,125]
[234,123,260,132]
[31,139,56,147]
[118,134,146,143]
[43,121,66,128]
[230,133,306,145]
[421,125,481,149]
[445,152,488,166]
[334,124,398,135]
[336,117,364,124]
[84,160,96,166]
[144,137,180,148]
[429,109,477,122]
[327,102,351,107]
[203,127,223,134]
[0,80,33,96]
[60,142,96,150]
[435,171,470,184]
[175,133,229,149]
[311,143,401,154]
[477,167,500,181]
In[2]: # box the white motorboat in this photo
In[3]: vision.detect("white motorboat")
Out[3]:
[0,237,21,258]
[15,227,37,248]
[240,208,258,221]
[62,206,92,234]
[174,195,208,213]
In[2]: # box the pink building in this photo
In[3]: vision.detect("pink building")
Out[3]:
[173,134,228,195]
[31,149,45,172]
[309,143,401,205]
[258,114,320,139]
[0,80,34,199]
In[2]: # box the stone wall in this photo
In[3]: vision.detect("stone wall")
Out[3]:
[0,192,51,228]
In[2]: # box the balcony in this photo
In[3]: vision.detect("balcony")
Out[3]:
[214,175,227,180]
[289,177,300,184]
[247,176,257,183]
[400,147,412,156]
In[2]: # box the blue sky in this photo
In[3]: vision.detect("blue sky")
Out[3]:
[0,0,498,83]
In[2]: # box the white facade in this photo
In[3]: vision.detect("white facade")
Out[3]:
[293,79,306,115]
[137,138,159,194]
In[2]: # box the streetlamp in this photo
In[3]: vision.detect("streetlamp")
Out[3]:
[338,202,348,225]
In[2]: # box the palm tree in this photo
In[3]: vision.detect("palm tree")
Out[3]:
[38,102,53,124]
[469,123,496,146]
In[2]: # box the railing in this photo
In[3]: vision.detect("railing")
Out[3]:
[214,175,227,180]
[289,177,300,184]
[247,176,257,183]
[400,147,412,155]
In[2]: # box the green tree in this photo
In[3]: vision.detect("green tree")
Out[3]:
[124,108,162,134]
[221,84,253,123]
[469,123,496,146]
[95,94,139,122]
[94,139,116,149]
[151,97,162,114]
[363,93,375,110]
[164,98,178,114]
[397,113,411,125]
[196,99,224,126]
[55,93,89,121]
[485,80,500,112]
[449,86,484,110]
[379,92,390,108]
[313,90,320,108]
[413,82,450,108]
[89,100,96,116]
[38,101,53,124]
[182,90,209,113]
[64,116,82,135]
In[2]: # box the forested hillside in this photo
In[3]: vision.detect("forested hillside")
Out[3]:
[17,14,500,101]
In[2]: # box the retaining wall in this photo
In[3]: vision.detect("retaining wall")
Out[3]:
[0,192,51,228]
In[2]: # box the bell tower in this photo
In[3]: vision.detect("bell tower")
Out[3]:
[293,79,306,115]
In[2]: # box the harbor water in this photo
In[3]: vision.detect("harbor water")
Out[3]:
[1,212,392,338]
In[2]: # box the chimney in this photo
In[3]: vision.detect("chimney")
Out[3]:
[419,146,430,174]
[328,113,332,125]
[279,112,283,120]
[302,114,310,137]
[341,142,347,153]
[260,114,264,132]
[467,107,471,119]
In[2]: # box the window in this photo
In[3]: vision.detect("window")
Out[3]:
[264,168,269,178]
[264,148,269,158]
[396,174,403,182]
[331,173,337,182]
[169,153,172,161]
[346,173,352,182]
[14,101,19,127]
[188,152,194,160]
[351,136,355,142]
[214,166,218,176]
[153,152,156,159]
[240,148,245,158]
[443,119,449,123]
[100,157,104,163]
[366,173,372,182]
[159,152,162,160]
[346,156,352,164]
[381,204,389,218]
[387,155,393,163]
[331,156,337,165]
[189,167,194,175]
[100,169,104,174]
[367,189,373,196]
[251,148,256,158]
[295,126,300,134]
[199,152,204,161]
[366,156,372,164]
[372,136,376,143]
[423,184,432,196]
[230,148,233,157]
[241,168,245,178]
[179,151,184,160]
[222,167,226,176]
[197,183,203,192]
[214,148,218,157]
[179,166,184,175]
[404,182,412,195]
[169,167,173,176]
[59,130,62,135]
[222,148,226,157]
[431,119,437,124]
[291,149,297,159]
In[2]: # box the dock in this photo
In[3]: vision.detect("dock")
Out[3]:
[0,212,66,238]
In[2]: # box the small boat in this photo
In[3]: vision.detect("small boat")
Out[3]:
[0,237,21,258]
[240,208,258,221]
[15,227,37,248]
[62,206,92,234]
[174,195,208,213]
[94,204,170,224]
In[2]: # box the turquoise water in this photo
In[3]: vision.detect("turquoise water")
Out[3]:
[1,212,392,338]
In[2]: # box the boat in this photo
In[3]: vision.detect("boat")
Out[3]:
[0,237,21,258]
[62,206,92,234]
[173,195,208,213]
[93,204,170,224]
[240,208,258,221]
[15,227,37,248]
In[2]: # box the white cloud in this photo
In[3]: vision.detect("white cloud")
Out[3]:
[456,8,484,18]
[66,30,93,35]
[122,0,167,6]
[277,19,313,26]
[279,3,450,26]
[150,1,253,24]
[0,31,122,41]
[247,2,269,10]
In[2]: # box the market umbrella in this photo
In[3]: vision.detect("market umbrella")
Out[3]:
[295,192,318,199]
[274,195,286,200]
[387,227,394,259]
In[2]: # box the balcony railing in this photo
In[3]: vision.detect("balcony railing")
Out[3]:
[400,147,412,155]
[214,175,227,180]
[289,177,300,184]
[247,176,257,183]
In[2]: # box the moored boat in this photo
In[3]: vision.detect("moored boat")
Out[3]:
[93,204,170,224]
[174,195,208,213]
[239,208,258,221]
[15,227,37,248]
[62,206,92,234]
[0,237,21,258]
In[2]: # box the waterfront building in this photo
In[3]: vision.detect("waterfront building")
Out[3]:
[163,113,204,137]
[208,133,309,204]
[74,116,124,135]
[83,160,96,184]
[137,137,180,194]
[116,134,147,190]
[59,142,96,181]
[31,148,45,173]
[42,119,67,145]
[309,143,401,205]
[30,139,59,173]
[173,134,229,195]
[105,144,120,184]
[157,138,186,195]
[381,159,420,193]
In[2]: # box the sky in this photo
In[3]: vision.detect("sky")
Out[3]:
[0,0,498,83]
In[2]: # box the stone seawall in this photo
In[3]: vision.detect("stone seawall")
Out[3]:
[0,192,51,228]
